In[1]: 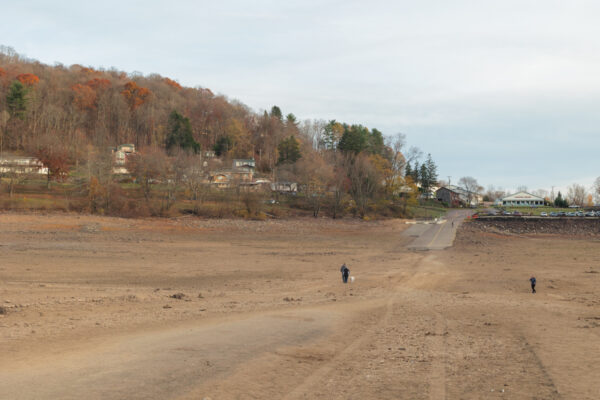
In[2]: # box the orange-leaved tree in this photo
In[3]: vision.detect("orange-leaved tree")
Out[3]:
[16,73,39,86]
[164,77,182,90]
[36,146,72,188]
[121,81,151,110]
[71,83,97,110]
[86,78,111,91]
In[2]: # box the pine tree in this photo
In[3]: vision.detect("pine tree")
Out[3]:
[422,153,438,194]
[270,106,283,120]
[411,162,420,185]
[7,81,28,119]
[213,136,233,156]
[368,128,384,155]
[419,163,429,193]
[277,135,301,164]
[338,124,369,154]
[405,162,412,178]
[165,111,200,154]
[554,191,568,208]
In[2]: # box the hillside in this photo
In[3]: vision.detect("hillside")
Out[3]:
[0,46,438,218]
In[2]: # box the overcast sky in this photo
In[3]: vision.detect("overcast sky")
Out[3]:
[2,0,599,194]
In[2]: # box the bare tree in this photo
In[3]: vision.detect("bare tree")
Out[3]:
[594,177,600,204]
[516,185,528,193]
[327,153,349,219]
[84,146,114,213]
[346,153,380,217]
[485,185,506,201]
[176,152,210,210]
[567,183,587,206]
[532,189,549,200]
[404,145,423,166]
[458,176,480,205]
[126,147,170,203]
[295,153,333,217]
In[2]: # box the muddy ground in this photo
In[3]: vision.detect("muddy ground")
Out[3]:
[0,213,598,399]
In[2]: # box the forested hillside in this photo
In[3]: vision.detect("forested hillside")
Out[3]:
[0,46,439,218]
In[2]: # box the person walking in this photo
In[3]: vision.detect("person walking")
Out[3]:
[340,263,350,284]
[530,276,536,293]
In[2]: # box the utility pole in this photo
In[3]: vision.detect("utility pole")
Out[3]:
[447,176,451,186]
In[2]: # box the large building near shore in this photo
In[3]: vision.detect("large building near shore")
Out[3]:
[501,191,545,206]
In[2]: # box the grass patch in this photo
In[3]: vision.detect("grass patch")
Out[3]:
[494,206,584,215]
[408,205,447,219]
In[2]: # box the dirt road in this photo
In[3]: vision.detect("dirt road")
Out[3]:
[0,214,598,399]
[405,210,472,250]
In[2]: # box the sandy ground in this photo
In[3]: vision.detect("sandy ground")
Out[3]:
[0,213,599,399]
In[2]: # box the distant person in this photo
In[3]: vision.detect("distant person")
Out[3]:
[340,263,350,284]
[530,276,536,293]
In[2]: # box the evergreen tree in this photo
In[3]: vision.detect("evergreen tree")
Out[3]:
[554,191,568,208]
[321,120,336,150]
[213,135,233,156]
[338,124,369,154]
[421,153,438,193]
[368,128,385,155]
[270,105,282,120]
[165,111,200,154]
[419,163,429,193]
[277,135,301,164]
[285,113,297,127]
[7,81,28,119]
[405,162,412,178]
[411,161,420,184]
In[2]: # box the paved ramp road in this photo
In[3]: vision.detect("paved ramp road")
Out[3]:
[405,210,472,250]
[0,310,335,400]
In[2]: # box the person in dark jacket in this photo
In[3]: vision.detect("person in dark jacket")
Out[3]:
[530,276,536,293]
[340,264,350,284]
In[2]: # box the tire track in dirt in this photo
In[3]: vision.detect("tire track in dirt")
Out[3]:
[427,311,448,399]
[281,255,427,400]
[519,335,563,399]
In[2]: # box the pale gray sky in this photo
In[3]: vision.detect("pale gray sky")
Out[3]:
[2,0,599,194]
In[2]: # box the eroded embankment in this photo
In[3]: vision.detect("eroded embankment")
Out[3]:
[469,217,600,236]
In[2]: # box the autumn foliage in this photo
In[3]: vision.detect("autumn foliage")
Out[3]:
[164,77,182,90]
[16,73,39,86]
[86,78,111,90]
[0,47,434,219]
[71,83,97,110]
[36,145,72,186]
[121,81,151,110]
[71,78,111,110]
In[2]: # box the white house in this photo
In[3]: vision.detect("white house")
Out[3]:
[0,154,48,175]
[501,191,545,206]
[112,144,135,174]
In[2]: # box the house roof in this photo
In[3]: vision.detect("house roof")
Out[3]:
[501,191,544,201]
[437,185,475,196]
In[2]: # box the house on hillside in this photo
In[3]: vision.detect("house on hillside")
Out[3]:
[232,159,255,169]
[271,181,297,193]
[112,144,135,174]
[209,163,255,189]
[0,154,48,175]
[239,179,271,192]
[501,191,545,206]
[210,172,231,189]
[436,185,480,207]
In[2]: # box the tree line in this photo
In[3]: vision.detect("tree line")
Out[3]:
[0,46,441,218]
